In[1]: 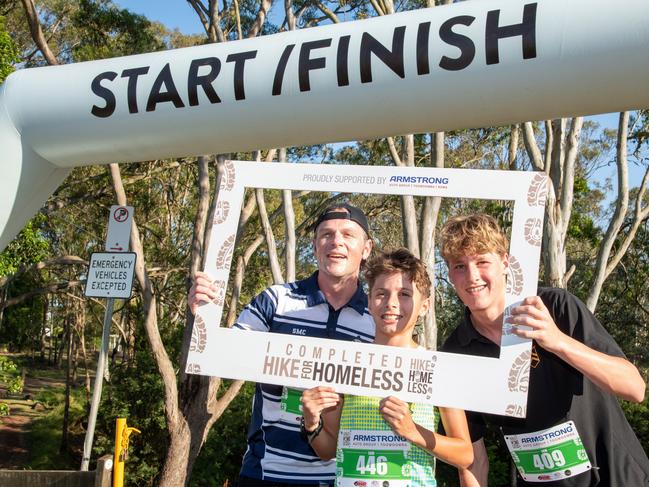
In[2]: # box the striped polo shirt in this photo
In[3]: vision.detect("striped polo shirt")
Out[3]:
[236,271,375,484]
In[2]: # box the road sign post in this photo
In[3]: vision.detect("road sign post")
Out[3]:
[81,207,135,471]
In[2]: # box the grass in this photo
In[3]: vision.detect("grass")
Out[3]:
[26,387,88,470]
[0,352,93,470]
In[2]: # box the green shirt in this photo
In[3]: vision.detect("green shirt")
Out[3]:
[336,394,438,487]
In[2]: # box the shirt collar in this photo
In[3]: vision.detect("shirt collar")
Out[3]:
[294,271,368,315]
[455,307,495,347]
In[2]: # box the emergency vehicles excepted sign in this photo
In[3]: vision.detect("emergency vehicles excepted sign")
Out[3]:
[84,252,136,299]
[105,205,134,252]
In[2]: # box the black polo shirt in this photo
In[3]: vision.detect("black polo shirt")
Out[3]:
[442,288,649,486]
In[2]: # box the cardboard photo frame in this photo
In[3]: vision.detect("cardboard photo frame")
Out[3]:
[186,160,547,417]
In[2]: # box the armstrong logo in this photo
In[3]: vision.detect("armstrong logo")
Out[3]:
[353,433,406,442]
[388,175,449,186]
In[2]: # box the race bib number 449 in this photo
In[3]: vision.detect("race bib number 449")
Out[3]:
[504,421,592,482]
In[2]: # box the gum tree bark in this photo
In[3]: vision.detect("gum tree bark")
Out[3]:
[523,118,583,288]
[586,112,649,311]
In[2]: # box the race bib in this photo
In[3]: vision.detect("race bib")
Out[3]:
[504,421,592,482]
[336,429,411,487]
[280,387,303,416]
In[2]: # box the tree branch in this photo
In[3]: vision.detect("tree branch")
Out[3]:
[522,122,543,171]
[20,0,58,65]
[108,163,181,428]
[247,0,272,38]
[586,112,630,311]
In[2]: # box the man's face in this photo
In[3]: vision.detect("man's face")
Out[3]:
[447,252,509,316]
[369,271,429,341]
[312,218,372,280]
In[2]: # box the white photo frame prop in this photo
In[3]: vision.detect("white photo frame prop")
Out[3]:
[186,161,547,418]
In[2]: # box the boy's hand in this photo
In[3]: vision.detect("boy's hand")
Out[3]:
[380,396,417,439]
[508,296,567,354]
[188,271,217,315]
[301,386,341,431]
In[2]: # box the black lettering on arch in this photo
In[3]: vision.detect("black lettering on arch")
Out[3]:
[146,63,185,112]
[272,44,295,96]
[226,50,257,100]
[299,39,332,92]
[360,26,406,83]
[121,66,149,114]
[416,22,431,76]
[336,35,351,87]
[91,71,118,118]
[188,57,221,106]
[439,16,476,71]
[486,3,537,65]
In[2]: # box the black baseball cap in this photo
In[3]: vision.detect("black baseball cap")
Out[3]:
[313,203,370,237]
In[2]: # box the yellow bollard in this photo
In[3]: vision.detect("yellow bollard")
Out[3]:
[113,417,141,487]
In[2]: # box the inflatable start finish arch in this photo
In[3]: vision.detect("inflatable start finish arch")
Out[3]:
[0,0,648,250]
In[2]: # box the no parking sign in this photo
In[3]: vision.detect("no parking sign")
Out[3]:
[105,205,133,252]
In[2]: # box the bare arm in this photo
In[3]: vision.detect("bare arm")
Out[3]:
[301,386,343,460]
[510,296,646,402]
[459,439,489,487]
[380,398,473,469]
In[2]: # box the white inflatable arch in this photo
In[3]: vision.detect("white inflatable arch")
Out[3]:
[0,0,648,249]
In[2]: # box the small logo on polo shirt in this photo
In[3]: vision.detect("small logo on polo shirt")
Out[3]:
[292,328,306,335]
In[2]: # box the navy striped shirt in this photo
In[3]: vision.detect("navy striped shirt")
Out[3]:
[236,272,375,484]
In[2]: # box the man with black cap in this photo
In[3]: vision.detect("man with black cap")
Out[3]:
[189,203,375,487]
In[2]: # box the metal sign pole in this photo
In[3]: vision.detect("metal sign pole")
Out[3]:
[81,205,134,471]
[81,297,114,471]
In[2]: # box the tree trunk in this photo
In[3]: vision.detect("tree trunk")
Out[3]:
[40,294,48,362]
[387,136,420,256]
[585,112,649,312]
[280,149,296,283]
[420,132,444,350]
[60,313,72,453]
[524,118,583,288]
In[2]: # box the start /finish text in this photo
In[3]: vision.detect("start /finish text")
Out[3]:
[90,3,537,118]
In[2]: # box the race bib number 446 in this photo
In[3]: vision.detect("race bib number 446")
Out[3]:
[504,421,592,482]
[336,430,411,487]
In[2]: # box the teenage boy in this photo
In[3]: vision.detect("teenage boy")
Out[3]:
[439,213,649,486]
[301,248,473,487]
[189,203,375,487]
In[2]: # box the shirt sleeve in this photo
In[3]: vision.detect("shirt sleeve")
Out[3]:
[233,285,278,332]
[541,288,626,359]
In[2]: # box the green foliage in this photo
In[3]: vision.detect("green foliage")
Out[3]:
[0,214,50,276]
[0,356,22,421]
[92,343,170,486]
[566,176,601,246]
[190,382,255,486]
[27,387,87,469]
[0,15,18,82]
[0,212,49,349]
[71,0,165,61]
[0,355,23,393]
[622,398,649,453]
